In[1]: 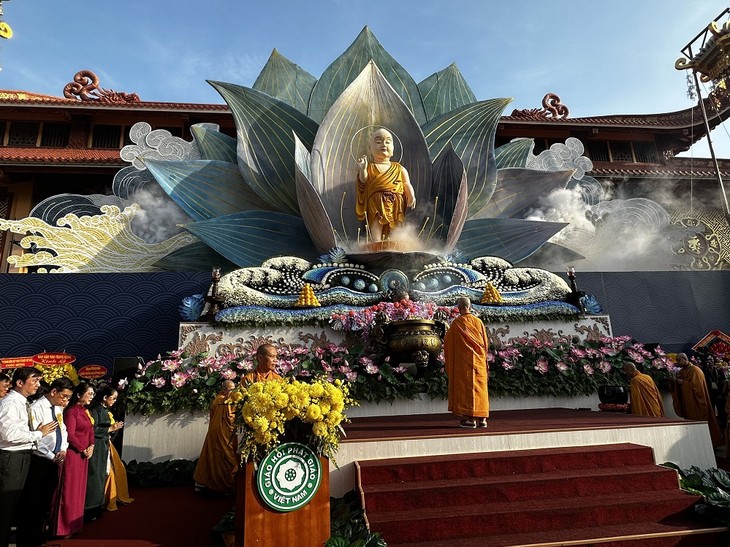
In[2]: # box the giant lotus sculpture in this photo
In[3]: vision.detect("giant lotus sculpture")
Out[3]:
[2,27,594,321]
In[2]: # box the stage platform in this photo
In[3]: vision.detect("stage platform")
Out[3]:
[330,408,718,496]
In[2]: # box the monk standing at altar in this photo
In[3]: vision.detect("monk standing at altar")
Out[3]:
[622,362,665,417]
[670,353,724,448]
[444,297,489,428]
[241,344,282,385]
[355,128,416,242]
[193,380,238,495]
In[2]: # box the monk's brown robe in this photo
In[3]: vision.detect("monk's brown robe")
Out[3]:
[444,313,489,419]
[193,392,239,494]
[356,162,407,234]
[671,364,724,447]
[628,372,665,417]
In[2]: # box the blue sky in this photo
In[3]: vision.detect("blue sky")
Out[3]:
[1,0,728,157]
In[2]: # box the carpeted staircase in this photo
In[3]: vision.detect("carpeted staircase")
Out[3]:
[355,443,729,546]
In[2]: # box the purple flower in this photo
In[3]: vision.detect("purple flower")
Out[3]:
[151,377,166,388]
[365,362,379,374]
[555,361,569,373]
[597,360,612,373]
[393,365,408,373]
[583,364,594,376]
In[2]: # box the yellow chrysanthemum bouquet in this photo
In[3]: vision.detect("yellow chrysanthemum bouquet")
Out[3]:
[35,363,79,385]
[229,377,357,463]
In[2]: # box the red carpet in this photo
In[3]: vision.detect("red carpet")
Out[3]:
[52,486,233,547]
[356,443,730,546]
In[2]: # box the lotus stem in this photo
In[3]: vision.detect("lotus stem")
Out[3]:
[339,192,350,246]
[428,197,439,239]
[417,217,430,239]
[357,227,361,246]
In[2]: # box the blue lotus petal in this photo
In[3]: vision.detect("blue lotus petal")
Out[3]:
[423,98,512,218]
[252,49,317,114]
[190,125,238,163]
[153,241,238,273]
[208,81,319,216]
[419,63,477,122]
[308,26,427,125]
[457,218,568,263]
[495,138,534,169]
[181,211,319,267]
[475,168,573,219]
[145,159,273,221]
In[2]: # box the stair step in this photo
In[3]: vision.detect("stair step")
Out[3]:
[362,464,679,512]
[357,443,656,485]
[394,522,730,546]
[368,490,700,544]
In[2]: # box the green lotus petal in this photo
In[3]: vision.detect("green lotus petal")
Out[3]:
[308,26,427,125]
[145,159,274,221]
[428,144,467,250]
[190,125,238,164]
[474,168,574,219]
[457,218,567,263]
[293,133,336,252]
[208,81,319,216]
[253,49,318,115]
[418,63,477,122]
[423,98,512,218]
[310,61,432,244]
[153,241,238,273]
[181,211,318,268]
[495,138,534,169]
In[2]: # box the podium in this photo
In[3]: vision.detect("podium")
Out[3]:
[235,458,330,546]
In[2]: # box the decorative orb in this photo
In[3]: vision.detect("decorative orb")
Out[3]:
[353,279,366,290]
[368,284,379,293]
[427,278,440,290]
[415,282,426,291]
[442,275,452,284]
[340,276,351,286]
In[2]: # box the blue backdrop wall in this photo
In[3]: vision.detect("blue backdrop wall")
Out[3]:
[0,271,728,368]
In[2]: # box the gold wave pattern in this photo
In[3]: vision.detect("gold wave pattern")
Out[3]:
[0,205,197,272]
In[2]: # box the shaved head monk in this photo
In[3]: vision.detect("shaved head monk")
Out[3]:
[444,297,489,428]
[622,361,665,417]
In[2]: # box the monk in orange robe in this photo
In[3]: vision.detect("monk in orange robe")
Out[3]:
[444,297,489,428]
[193,379,238,495]
[355,128,416,242]
[670,353,724,448]
[622,362,665,417]
[241,344,282,385]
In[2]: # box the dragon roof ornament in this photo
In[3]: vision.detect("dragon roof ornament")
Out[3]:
[63,69,141,104]
[510,93,570,120]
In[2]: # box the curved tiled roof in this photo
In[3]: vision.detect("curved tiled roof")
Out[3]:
[0,147,124,165]
[0,89,230,112]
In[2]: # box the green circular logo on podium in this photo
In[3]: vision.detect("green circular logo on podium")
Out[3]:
[256,442,322,512]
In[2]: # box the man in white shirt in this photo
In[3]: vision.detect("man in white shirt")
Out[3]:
[17,377,74,547]
[0,367,57,547]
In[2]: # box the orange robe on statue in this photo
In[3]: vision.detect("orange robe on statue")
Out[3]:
[628,373,665,417]
[193,392,239,494]
[444,313,489,419]
[671,364,724,447]
[356,162,407,233]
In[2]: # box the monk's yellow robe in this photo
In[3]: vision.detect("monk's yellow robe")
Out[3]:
[671,364,724,447]
[241,370,282,385]
[356,162,407,233]
[628,372,665,417]
[444,313,489,419]
[104,441,135,511]
[193,391,239,494]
